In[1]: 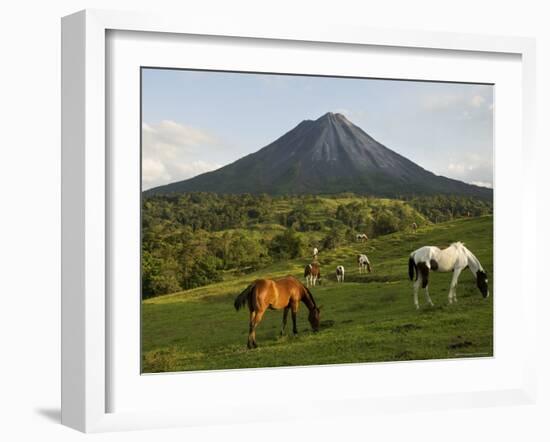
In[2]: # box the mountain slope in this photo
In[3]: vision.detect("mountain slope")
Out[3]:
[146,112,492,199]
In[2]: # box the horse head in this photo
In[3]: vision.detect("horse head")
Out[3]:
[476,270,489,298]
[308,306,321,332]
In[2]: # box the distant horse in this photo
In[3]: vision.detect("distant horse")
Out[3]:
[234,276,321,348]
[304,262,321,287]
[313,247,319,258]
[356,233,369,242]
[408,242,489,309]
[411,222,418,233]
[357,254,372,274]
[335,265,345,282]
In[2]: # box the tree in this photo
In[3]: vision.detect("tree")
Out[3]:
[268,229,305,259]
[322,227,346,250]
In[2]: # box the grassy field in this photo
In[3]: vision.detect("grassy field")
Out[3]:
[142,215,493,373]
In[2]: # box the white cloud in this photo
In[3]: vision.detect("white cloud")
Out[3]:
[174,160,222,177]
[142,120,224,189]
[142,158,170,184]
[143,120,216,152]
[421,91,493,116]
[470,181,493,188]
[421,94,463,111]
[444,152,493,188]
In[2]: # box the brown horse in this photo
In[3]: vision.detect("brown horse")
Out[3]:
[234,276,321,349]
[304,262,321,287]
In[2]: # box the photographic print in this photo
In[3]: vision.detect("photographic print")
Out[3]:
[141,69,493,373]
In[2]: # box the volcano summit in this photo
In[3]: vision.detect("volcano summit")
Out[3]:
[146,112,492,199]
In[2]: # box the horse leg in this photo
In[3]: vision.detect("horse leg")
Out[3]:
[248,310,264,349]
[424,285,434,307]
[449,268,462,304]
[415,263,430,309]
[413,278,421,309]
[248,311,256,349]
[280,307,290,336]
[291,304,299,336]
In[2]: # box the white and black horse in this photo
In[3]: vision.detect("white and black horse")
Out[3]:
[356,233,369,242]
[357,254,372,274]
[408,242,489,309]
[304,262,322,287]
[335,265,345,282]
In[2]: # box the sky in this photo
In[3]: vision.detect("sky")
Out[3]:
[142,68,494,191]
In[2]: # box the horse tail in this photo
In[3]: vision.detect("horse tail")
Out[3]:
[408,255,417,281]
[234,283,255,311]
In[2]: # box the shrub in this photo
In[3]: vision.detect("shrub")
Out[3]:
[268,229,305,259]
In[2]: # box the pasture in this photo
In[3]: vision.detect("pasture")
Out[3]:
[142,216,493,373]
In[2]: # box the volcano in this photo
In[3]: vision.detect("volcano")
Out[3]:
[145,112,492,199]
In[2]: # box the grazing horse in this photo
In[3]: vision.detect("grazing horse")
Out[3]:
[357,254,372,274]
[304,262,321,287]
[335,265,345,282]
[356,233,369,242]
[408,242,489,309]
[234,276,321,348]
[411,222,418,233]
[313,247,319,258]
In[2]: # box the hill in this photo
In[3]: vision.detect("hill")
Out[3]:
[146,112,492,199]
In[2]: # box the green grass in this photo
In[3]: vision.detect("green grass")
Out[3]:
[142,216,493,372]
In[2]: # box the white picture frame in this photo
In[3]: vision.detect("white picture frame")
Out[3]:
[61,9,537,433]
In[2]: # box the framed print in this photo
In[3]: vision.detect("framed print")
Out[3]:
[140,69,495,372]
[61,9,537,433]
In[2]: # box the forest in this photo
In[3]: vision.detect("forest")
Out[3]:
[141,192,492,298]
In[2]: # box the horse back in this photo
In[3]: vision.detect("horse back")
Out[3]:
[257,276,303,309]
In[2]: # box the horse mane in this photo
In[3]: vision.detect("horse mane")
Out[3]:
[450,242,485,272]
[304,285,317,307]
